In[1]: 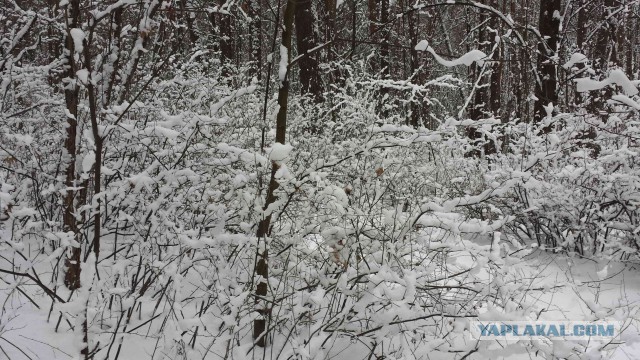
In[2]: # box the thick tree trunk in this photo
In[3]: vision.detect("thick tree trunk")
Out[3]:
[577,0,587,51]
[533,0,560,124]
[253,0,296,348]
[574,0,588,105]
[592,0,617,71]
[210,1,235,77]
[295,0,323,101]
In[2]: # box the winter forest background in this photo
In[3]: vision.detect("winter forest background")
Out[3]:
[2,0,640,359]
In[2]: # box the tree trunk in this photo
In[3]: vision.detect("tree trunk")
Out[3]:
[380,0,390,76]
[295,0,323,101]
[253,0,296,348]
[489,0,502,117]
[626,6,636,77]
[533,0,561,124]
[178,0,198,49]
[486,0,502,155]
[351,0,357,58]
[83,29,102,261]
[466,5,488,156]
[605,0,618,67]
[212,1,235,77]
[368,0,378,72]
[408,5,420,127]
[63,0,81,292]
[248,0,263,80]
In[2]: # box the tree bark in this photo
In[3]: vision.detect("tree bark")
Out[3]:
[253,0,296,348]
[248,0,263,80]
[466,5,488,156]
[368,0,378,72]
[486,0,502,155]
[532,0,561,124]
[380,0,390,76]
[489,0,502,117]
[63,0,81,292]
[295,0,323,101]
[408,4,420,127]
[210,1,235,77]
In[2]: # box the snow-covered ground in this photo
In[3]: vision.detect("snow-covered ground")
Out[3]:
[1,223,639,360]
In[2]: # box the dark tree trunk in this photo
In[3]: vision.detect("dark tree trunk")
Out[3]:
[626,9,636,77]
[408,5,420,127]
[295,0,323,101]
[380,0,390,77]
[574,0,588,105]
[606,0,618,67]
[179,0,198,45]
[592,0,618,71]
[368,0,378,72]
[83,29,102,262]
[253,0,296,348]
[577,0,587,51]
[211,1,235,76]
[533,0,561,124]
[351,0,357,58]
[486,0,502,155]
[63,0,81,292]
[489,0,502,117]
[466,5,488,156]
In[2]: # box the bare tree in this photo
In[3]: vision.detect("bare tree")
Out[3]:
[295,0,323,101]
[62,0,81,291]
[254,0,296,348]
[533,0,561,124]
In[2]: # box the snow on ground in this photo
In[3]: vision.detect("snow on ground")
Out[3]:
[1,223,640,359]
[525,252,640,360]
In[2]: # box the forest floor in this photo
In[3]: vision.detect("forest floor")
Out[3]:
[1,226,640,360]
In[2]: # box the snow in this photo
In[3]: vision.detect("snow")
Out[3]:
[543,102,554,118]
[76,68,89,84]
[609,69,638,96]
[82,151,95,173]
[576,69,639,96]
[268,143,293,162]
[563,53,588,69]
[611,94,640,109]
[5,4,640,360]
[90,0,138,21]
[278,44,288,83]
[415,40,429,51]
[415,40,487,67]
[69,28,84,53]
[597,264,609,280]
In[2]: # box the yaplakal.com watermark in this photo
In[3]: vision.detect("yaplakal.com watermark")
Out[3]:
[470,321,620,340]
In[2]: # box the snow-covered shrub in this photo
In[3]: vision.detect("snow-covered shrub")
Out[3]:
[486,64,640,260]
[0,15,634,358]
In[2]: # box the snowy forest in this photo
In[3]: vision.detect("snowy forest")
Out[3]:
[2,0,640,358]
